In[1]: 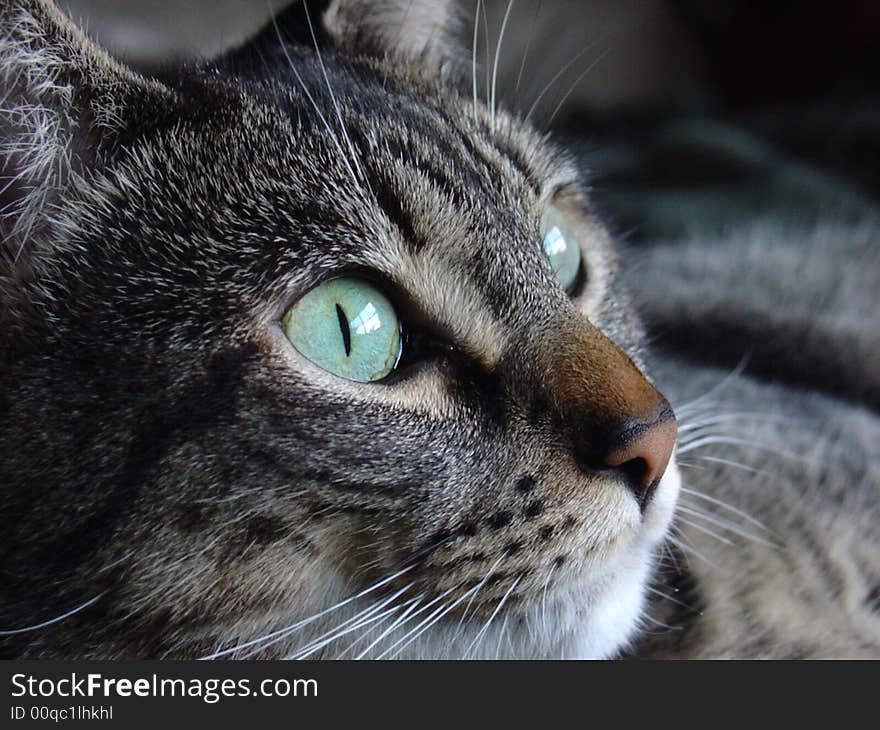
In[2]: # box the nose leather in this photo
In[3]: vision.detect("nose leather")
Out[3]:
[538,315,677,510]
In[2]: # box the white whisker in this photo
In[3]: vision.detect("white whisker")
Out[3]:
[677,503,778,549]
[285,583,415,660]
[675,516,736,547]
[546,46,610,127]
[268,6,360,187]
[472,0,481,120]
[679,485,770,531]
[464,575,522,659]
[199,563,414,659]
[0,594,102,636]
[524,41,597,123]
[351,594,427,659]
[490,0,515,131]
[302,1,364,180]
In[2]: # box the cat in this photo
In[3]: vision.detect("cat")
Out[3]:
[2,0,878,661]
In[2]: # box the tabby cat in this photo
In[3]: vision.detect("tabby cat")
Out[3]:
[1,0,877,660]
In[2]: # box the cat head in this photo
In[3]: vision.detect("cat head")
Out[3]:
[0,0,679,659]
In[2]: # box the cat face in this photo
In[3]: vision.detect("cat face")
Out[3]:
[0,0,679,658]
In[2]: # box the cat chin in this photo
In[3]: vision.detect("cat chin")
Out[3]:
[317,460,682,660]
[416,460,681,660]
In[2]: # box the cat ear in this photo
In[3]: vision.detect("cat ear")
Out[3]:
[224,1,463,79]
[0,0,171,264]
[322,0,462,69]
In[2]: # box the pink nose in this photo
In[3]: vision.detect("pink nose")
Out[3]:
[602,405,677,509]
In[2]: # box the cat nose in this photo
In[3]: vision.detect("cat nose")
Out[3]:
[535,313,678,510]
[601,403,677,508]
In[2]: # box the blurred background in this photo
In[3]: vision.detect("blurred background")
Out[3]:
[57,0,880,242]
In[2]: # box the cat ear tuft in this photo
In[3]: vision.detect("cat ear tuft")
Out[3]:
[0,0,170,266]
[321,0,463,71]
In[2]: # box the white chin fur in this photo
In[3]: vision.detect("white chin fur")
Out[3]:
[398,462,679,659]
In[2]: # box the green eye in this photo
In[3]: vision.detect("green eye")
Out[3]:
[282,277,401,383]
[541,205,582,293]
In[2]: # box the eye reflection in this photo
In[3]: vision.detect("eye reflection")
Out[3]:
[351,302,381,335]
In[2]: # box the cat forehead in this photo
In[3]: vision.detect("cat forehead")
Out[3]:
[65,61,587,364]
[251,77,580,363]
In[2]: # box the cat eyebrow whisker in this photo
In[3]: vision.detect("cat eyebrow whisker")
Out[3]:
[301,1,367,184]
[490,0,515,133]
[472,0,481,121]
[523,40,598,124]
[512,0,543,111]
[546,46,611,129]
[269,6,361,190]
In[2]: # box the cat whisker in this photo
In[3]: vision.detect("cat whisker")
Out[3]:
[540,560,557,631]
[639,612,683,632]
[644,584,699,613]
[677,502,779,549]
[677,435,807,464]
[490,0,515,132]
[301,1,366,182]
[683,454,763,474]
[463,574,522,659]
[512,0,543,110]
[0,594,103,636]
[661,540,681,573]
[375,581,478,660]
[545,46,611,128]
[198,563,415,659]
[674,515,736,547]
[678,411,805,433]
[268,7,360,188]
[348,594,428,659]
[286,603,404,660]
[471,0,481,119]
[666,529,719,569]
[524,40,598,123]
[283,581,416,660]
[673,356,750,415]
[493,606,513,659]
[679,485,771,532]
[481,0,491,109]
[452,555,507,640]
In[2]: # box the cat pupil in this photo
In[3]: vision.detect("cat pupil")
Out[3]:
[335,303,352,357]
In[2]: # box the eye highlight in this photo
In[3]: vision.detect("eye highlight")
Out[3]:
[282,278,401,382]
[541,204,582,293]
